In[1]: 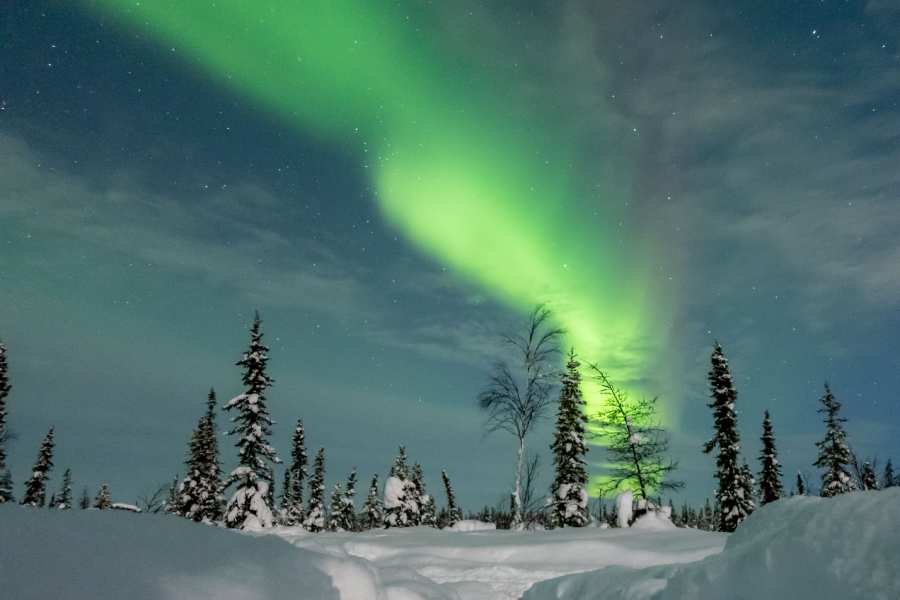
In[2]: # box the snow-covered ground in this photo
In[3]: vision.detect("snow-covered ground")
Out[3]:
[524,489,900,600]
[273,518,723,600]
[2,488,898,600]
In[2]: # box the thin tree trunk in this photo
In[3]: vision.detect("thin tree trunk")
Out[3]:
[512,436,525,527]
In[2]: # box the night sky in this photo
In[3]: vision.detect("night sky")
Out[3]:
[2,1,899,509]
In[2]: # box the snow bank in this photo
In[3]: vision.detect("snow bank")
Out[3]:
[445,519,496,532]
[523,488,900,600]
[0,505,349,600]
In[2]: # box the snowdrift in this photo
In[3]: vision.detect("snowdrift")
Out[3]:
[0,506,347,600]
[523,488,900,600]
[277,523,724,600]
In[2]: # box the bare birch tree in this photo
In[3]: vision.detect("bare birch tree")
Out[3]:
[478,304,562,527]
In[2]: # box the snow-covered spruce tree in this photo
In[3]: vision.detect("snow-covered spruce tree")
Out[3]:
[412,463,434,527]
[384,446,418,527]
[549,350,589,528]
[703,343,752,532]
[56,468,73,510]
[883,459,895,488]
[339,469,358,531]
[327,482,345,531]
[224,313,281,529]
[21,427,55,507]
[861,461,879,491]
[199,388,224,521]
[758,410,783,505]
[94,483,112,510]
[813,383,855,497]
[795,472,806,496]
[177,412,208,520]
[177,391,223,523]
[0,341,13,504]
[441,470,462,528]
[164,475,181,514]
[360,474,383,530]
[283,418,308,525]
[79,487,90,509]
[303,448,326,532]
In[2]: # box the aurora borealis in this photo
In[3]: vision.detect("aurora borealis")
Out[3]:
[87,0,660,418]
[2,1,899,507]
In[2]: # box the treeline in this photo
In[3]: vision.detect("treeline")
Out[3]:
[0,317,466,532]
[1,312,895,536]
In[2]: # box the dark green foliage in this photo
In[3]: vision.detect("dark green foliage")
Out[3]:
[360,474,383,530]
[703,343,753,532]
[224,313,280,529]
[758,411,783,505]
[21,427,55,507]
[814,384,855,497]
[283,419,308,525]
[0,341,13,504]
[441,470,462,528]
[56,468,73,510]
[178,389,223,523]
[883,459,895,488]
[549,351,589,528]
[861,461,879,491]
[94,483,112,509]
[303,448,326,532]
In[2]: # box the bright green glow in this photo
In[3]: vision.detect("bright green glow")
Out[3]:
[88,0,667,492]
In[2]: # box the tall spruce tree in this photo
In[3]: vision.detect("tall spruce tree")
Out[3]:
[79,486,90,509]
[56,468,73,510]
[813,384,855,497]
[410,463,428,526]
[758,411,783,505]
[360,474,383,530]
[0,341,13,504]
[883,459,895,488]
[703,343,752,532]
[411,465,435,527]
[340,469,358,531]
[327,482,345,531]
[441,470,462,528]
[176,390,223,522]
[199,388,224,521]
[795,472,806,496]
[861,461,879,491]
[21,427,55,507]
[224,313,280,529]
[303,448,326,532]
[94,483,112,510]
[284,419,308,525]
[549,350,589,528]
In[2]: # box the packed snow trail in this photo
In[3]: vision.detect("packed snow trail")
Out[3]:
[275,521,725,600]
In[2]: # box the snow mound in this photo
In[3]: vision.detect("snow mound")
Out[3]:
[0,505,353,600]
[445,519,496,532]
[523,489,900,600]
[631,510,676,531]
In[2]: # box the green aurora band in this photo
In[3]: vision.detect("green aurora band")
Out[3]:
[89,0,667,493]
